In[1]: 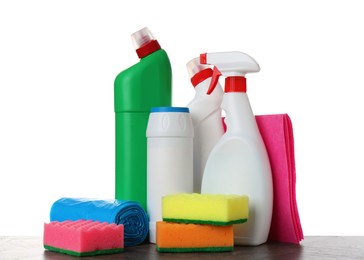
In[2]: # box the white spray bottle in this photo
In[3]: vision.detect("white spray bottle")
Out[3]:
[200,51,273,246]
[186,58,224,193]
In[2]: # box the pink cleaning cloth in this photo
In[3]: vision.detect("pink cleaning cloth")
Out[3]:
[223,114,303,244]
[256,114,303,244]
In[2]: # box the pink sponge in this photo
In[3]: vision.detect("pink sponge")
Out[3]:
[44,220,124,256]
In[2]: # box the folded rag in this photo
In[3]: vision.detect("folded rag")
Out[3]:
[50,197,149,247]
[255,114,304,244]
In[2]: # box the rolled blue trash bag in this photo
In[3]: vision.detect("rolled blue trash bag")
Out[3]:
[50,197,149,247]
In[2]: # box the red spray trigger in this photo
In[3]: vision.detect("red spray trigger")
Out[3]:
[207,66,222,95]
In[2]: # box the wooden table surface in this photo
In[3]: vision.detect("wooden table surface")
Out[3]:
[1,236,363,260]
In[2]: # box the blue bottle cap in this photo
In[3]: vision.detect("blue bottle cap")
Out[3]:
[151,107,189,113]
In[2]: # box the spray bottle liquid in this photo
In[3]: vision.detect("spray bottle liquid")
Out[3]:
[114,27,172,210]
[186,58,224,192]
[200,51,273,246]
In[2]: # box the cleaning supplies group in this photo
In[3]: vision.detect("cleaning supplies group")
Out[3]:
[114,27,273,247]
[43,27,301,257]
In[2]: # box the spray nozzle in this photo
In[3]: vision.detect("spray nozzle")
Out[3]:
[187,57,214,87]
[131,27,161,59]
[200,51,260,94]
[131,27,155,49]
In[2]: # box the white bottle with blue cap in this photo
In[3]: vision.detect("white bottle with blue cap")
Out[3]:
[146,107,194,243]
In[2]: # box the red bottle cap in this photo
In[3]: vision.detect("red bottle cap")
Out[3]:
[225,77,246,93]
[135,40,161,58]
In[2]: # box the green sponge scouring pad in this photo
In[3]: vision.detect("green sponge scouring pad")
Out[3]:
[162,193,249,226]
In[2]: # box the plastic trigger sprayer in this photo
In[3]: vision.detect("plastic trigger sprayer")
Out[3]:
[186,58,224,193]
[200,51,273,246]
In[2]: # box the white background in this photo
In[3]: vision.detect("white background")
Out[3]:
[1,0,364,236]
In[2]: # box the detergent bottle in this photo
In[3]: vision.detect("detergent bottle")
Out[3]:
[146,107,194,243]
[114,27,172,210]
[200,51,273,246]
[186,58,224,192]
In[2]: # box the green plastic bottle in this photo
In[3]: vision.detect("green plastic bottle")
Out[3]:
[114,27,172,210]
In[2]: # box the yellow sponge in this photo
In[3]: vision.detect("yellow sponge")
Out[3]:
[162,193,249,225]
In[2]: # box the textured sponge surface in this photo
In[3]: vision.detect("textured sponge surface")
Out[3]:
[162,193,249,225]
[43,220,124,256]
[156,221,233,252]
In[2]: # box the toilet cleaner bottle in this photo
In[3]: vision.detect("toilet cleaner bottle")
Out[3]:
[200,51,273,246]
[186,58,224,193]
[114,27,172,210]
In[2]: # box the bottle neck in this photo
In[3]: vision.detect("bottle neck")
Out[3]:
[135,40,161,59]
[225,76,246,93]
[191,68,213,87]
[188,73,223,125]
[191,73,224,101]
[223,93,260,139]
